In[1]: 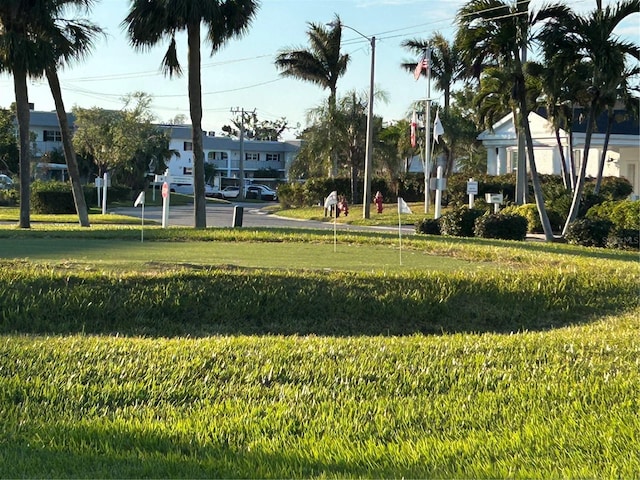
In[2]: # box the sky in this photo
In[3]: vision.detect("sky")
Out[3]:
[0,0,638,140]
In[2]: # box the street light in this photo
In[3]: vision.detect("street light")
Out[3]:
[328,21,375,219]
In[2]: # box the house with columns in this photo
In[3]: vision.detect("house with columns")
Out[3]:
[478,109,640,197]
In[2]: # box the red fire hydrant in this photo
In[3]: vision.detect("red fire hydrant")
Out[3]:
[374,191,384,214]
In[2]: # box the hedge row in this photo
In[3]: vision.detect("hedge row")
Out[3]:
[416,207,528,241]
[30,180,132,214]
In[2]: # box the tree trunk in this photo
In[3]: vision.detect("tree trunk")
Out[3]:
[562,101,597,236]
[14,68,31,229]
[187,21,206,228]
[554,126,570,190]
[594,107,614,195]
[46,65,90,227]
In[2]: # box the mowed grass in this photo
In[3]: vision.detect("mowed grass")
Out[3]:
[0,223,639,478]
[1,313,639,478]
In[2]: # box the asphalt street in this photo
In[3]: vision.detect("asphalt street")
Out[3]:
[113,201,416,234]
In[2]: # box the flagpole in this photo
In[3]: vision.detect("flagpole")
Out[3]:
[424,47,432,214]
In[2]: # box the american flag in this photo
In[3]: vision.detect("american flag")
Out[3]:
[413,56,428,80]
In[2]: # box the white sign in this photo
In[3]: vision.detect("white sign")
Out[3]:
[467,181,478,195]
[485,193,504,204]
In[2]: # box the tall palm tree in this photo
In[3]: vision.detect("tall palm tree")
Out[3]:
[40,0,102,227]
[275,15,349,177]
[124,0,259,228]
[539,0,639,235]
[456,0,561,242]
[401,33,462,111]
[0,1,53,228]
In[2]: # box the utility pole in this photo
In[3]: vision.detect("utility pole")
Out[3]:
[230,107,255,200]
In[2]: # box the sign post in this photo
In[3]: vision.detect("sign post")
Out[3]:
[101,172,110,215]
[161,181,170,228]
[485,193,504,214]
[467,178,478,209]
[134,191,145,242]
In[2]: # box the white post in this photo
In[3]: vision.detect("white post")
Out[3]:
[101,172,108,215]
[434,165,443,219]
[468,178,476,209]
[162,182,170,228]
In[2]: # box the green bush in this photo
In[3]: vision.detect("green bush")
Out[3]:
[444,173,516,207]
[30,180,77,214]
[565,218,613,248]
[474,213,528,241]
[501,204,564,233]
[276,183,305,208]
[606,229,640,251]
[0,188,18,206]
[587,200,640,231]
[415,218,441,235]
[439,207,485,237]
[586,176,634,201]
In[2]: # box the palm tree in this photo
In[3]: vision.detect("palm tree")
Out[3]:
[124,0,259,228]
[538,0,639,236]
[40,1,102,227]
[456,0,561,242]
[401,33,462,111]
[0,1,53,228]
[275,15,349,177]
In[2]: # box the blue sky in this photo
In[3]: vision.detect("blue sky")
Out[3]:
[0,0,638,140]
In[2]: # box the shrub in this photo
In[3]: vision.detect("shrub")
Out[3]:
[501,203,564,233]
[439,207,485,237]
[474,213,528,241]
[587,200,640,231]
[565,218,613,248]
[606,229,640,251]
[0,188,18,206]
[30,180,77,214]
[415,218,441,235]
[588,176,634,201]
[277,183,305,208]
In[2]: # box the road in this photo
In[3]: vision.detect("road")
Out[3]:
[113,201,416,234]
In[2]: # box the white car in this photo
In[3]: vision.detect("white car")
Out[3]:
[246,184,278,201]
[0,174,14,190]
[221,186,240,199]
[170,183,216,196]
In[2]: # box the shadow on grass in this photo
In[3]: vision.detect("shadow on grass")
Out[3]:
[1,266,636,337]
[2,422,429,479]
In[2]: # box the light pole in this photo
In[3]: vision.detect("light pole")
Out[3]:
[328,21,375,219]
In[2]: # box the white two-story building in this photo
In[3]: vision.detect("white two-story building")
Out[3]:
[14,109,300,184]
[161,125,300,185]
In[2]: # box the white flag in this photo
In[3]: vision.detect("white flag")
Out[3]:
[398,197,412,214]
[324,190,338,209]
[134,191,145,207]
[433,109,445,143]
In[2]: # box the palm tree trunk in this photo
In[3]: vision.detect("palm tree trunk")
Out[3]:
[554,126,570,189]
[46,65,90,227]
[187,21,206,228]
[594,107,614,194]
[515,73,554,241]
[14,68,31,229]
[562,103,596,236]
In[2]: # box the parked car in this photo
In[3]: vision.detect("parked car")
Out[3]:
[170,183,216,197]
[221,186,240,199]
[246,184,278,201]
[0,174,14,190]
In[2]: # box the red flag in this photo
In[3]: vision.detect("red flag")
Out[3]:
[413,57,428,80]
[410,111,417,148]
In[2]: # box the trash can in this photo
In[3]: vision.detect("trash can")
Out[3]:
[232,206,244,227]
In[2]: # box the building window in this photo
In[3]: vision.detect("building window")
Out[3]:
[43,130,62,142]
[184,141,193,151]
[265,153,280,162]
[245,152,259,161]
[183,167,192,175]
[207,151,228,161]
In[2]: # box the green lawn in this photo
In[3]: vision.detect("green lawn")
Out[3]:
[0,223,638,478]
